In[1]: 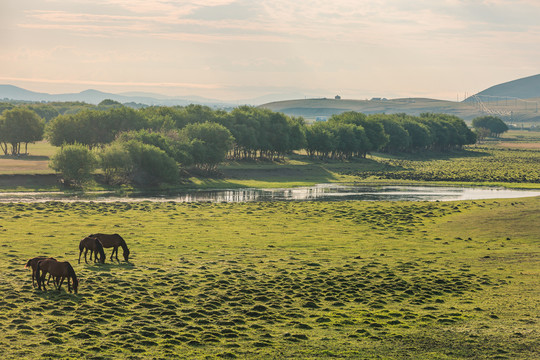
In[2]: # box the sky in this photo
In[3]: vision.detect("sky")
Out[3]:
[1,0,539,102]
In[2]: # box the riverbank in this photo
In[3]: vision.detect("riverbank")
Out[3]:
[1,131,539,192]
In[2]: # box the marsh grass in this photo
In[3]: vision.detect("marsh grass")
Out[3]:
[0,198,538,358]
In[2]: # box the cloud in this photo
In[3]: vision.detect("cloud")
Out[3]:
[3,0,539,100]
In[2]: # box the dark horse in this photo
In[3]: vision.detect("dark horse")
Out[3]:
[89,233,130,262]
[37,258,78,294]
[78,236,106,264]
[25,256,55,288]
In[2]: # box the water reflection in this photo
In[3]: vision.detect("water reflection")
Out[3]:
[0,184,539,203]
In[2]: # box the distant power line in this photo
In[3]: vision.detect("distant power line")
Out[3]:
[471,94,538,119]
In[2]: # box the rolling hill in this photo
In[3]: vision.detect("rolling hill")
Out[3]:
[471,73,540,100]
[0,85,231,108]
[261,74,540,123]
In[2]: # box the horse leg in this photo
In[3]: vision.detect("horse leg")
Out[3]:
[114,246,120,262]
[85,248,89,264]
[32,270,36,288]
[67,277,72,293]
[47,274,52,286]
[57,276,65,291]
[40,272,46,291]
[78,248,83,264]
[89,249,94,262]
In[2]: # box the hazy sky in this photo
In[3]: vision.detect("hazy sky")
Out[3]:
[1,0,539,102]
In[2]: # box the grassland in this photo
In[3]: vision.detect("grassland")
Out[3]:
[0,198,538,359]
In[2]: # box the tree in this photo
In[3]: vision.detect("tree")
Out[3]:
[371,115,410,152]
[472,116,508,137]
[305,121,336,158]
[49,143,97,186]
[475,127,491,143]
[180,122,234,169]
[46,108,147,148]
[328,112,388,156]
[0,107,44,155]
[399,117,432,151]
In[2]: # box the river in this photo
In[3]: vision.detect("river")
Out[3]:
[0,184,539,203]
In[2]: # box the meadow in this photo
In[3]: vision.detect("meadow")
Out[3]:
[0,198,538,359]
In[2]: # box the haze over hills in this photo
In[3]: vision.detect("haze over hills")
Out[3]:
[260,74,540,123]
[0,85,234,108]
[1,73,539,123]
[0,85,309,107]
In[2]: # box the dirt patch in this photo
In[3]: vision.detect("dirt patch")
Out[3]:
[497,142,540,150]
[0,158,51,174]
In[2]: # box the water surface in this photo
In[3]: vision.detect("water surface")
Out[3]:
[0,184,538,203]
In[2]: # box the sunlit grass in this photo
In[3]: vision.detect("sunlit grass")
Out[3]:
[0,197,538,358]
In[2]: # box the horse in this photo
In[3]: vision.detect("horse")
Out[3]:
[89,233,130,262]
[37,258,78,294]
[25,256,55,288]
[78,236,106,264]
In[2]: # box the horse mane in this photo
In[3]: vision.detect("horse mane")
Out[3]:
[66,262,78,287]
[116,234,130,255]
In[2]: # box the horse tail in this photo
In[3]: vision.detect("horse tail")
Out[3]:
[79,239,84,252]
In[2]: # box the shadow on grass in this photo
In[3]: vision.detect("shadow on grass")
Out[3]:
[81,262,135,272]
[0,155,50,161]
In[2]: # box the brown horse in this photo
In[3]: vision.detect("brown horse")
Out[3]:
[89,233,130,262]
[25,256,55,288]
[37,258,78,294]
[78,237,106,264]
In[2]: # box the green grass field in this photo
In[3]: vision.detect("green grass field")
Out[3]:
[0,198,538,359]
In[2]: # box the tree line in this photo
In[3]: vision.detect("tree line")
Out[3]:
[1,101,503,186]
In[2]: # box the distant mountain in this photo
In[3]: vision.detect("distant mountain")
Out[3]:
[470,73,540,100]
[0,85,234,108]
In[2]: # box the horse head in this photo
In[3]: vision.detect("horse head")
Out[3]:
[123,248,130,262]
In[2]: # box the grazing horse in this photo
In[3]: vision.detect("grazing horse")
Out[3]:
[25,256,55,288]
[78,237,106,264]
[37,259,78,294]
[89,233,130,262]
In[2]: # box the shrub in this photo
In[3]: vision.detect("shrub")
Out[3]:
[49,143,97,186]
[121,140,179,185]
[100,143,133,184]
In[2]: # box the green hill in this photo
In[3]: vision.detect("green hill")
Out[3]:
[473,73,540,100]
[260,75,540,124]
[260,97,540,124]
